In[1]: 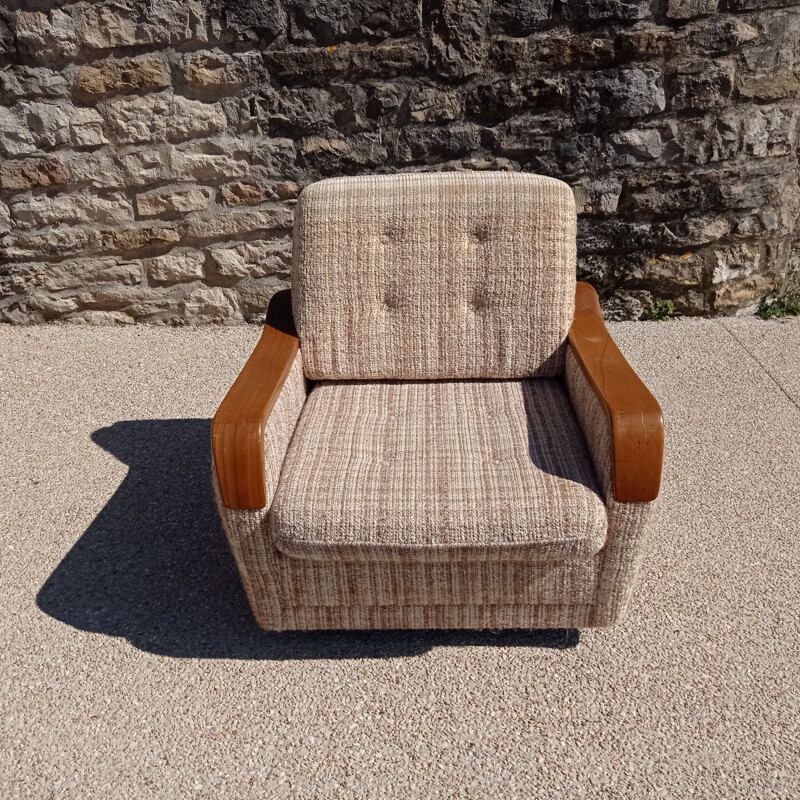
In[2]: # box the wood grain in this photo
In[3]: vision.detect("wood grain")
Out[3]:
[212,291,300,510]
[568,282,665,503]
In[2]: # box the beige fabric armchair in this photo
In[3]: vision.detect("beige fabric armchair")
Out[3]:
[212,172,664,631]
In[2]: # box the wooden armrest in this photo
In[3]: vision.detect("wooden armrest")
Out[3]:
[568,282,664,503]
[212,290,300,510]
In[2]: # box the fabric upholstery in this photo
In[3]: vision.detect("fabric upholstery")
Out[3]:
[564,348,655,625]
[280,558,599,608]
[269,377,608,564]
[212,170,658,632]
[280,603,594,632]
[292,171,577,381]
[213,348,655,632]
[214,351,306,626]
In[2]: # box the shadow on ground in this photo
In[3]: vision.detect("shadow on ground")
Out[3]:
[37,419,579,659]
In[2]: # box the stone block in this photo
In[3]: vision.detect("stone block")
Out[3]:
[465,76,567,122]
[0,107,37,156]
[563,0,650,21]
[263,46,351,83]
[0,67,68,101]
[691,17,759,53]
[218,0,284,38]
[15,9,77,59]
[608,126,668,164]
[102,95,227,145]
[574,69,665,123]
[394,124,482,164]
[35,258,143,292]
[489,0,553,34]
[65,310,136,325]
[3,224,180,262]
[77,4,138,48]
[209,239,291,278]
[666,0,718,19]
[77,0,207,48]
[525,33,615,69]
[136,186,212,217]
[183,208,293,241]
[299,133,389,171]
[182,52,250,90]
[11,190,134,229]
[669,61,734,111]
[628,251,705,285]
[572,178,623,215]
[266,87,337,137]
[0,158,70,191]
[0,201,10,235]
[276,181,301,200]
[19,102,107,150]
[353,40,430,77]
[171,139,253,182]
[63,152,124,190]
[75,57,171,99]
[148,250,206,283]
[494,112,570,157]
[427,0,490,79]
[616,26,692,62]
[220,183,268,206]
[288,0,420,44]
[116,149,173,187]
[100,226,181,254]
[408,88,462,123]
[182,286,240,322]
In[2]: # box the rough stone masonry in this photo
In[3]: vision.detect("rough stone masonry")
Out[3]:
[0,0,799,323]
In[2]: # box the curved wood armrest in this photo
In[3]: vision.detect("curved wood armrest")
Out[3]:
[212,291,300,510]
[568,282,664,503]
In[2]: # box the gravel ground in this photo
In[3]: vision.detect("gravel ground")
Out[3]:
[1,318,798,799]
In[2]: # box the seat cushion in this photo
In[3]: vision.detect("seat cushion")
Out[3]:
[292,171,576,381]
[269,378,607,564]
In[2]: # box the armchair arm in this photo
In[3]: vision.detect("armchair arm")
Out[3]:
[212,290,301,510]
[567,282,664,503]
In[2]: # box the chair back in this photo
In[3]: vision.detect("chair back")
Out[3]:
[291,171,576,380]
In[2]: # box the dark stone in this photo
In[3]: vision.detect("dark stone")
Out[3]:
[691,16,759,53]
[395,124,482,164]
[298,132,389,172]
[288,0,420,45]
[489,0,553,34]
[464,75,567,123]
[426,0,491,79]
[667,61,734,111]
[218,0,284,38]
[264,86,337,136]
[563,0,650,22]
[573,69,665,123]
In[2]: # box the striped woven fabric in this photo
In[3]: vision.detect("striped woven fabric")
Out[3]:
[291,171,577,381]
[564,349,655,625]
[212,350,655,631]
[269,376,608,564]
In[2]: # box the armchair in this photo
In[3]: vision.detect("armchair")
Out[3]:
[212,172,664,631]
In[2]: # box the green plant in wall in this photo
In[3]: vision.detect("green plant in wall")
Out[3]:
[757,277,800,320]
[641,299,675,321]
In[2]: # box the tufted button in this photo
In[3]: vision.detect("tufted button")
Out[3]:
[471,224,491,243]
[380,226,400,245]
[470,291,488,312]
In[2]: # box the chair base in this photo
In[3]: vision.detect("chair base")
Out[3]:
[253,603,608,632]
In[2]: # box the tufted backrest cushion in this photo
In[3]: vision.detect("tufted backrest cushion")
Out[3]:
[291,171,577,380]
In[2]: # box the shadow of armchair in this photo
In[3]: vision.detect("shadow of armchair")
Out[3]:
[37,418,578,659]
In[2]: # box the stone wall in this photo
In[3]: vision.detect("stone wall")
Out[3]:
[1,0,799,324]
